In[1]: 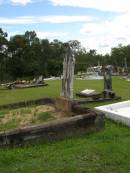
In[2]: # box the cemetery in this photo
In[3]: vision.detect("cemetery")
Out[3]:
[0,2,130,170]
[0,74,130,172]
[0,73,130,172]
[0,46,104,146]
[0,43,130,172]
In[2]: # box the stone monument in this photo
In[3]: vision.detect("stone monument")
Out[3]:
[103,65,115,98]
[55,45,75,113]
[61,45,75,99]
[104,65,112,91]
[124,57,128,75]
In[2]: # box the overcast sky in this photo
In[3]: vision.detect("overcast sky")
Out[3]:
[0,0,130,54]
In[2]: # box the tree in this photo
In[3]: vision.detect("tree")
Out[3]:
[0,28,9,82]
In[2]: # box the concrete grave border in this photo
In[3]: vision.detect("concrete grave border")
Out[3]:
[0,98,105,147]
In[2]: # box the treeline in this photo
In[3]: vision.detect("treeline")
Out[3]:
[0,28,130,82]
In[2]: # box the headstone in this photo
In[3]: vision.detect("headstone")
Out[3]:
[61,45,75,100]
[104,65,112,91]
[36,76,43,84]
[124,57,128,74]
[103,65,115,98]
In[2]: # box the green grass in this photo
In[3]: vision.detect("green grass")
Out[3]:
[0,120,129,173]
[0,121,17,132]
[0,77,129,106]
[37,112,55,121]
[0,110,9,118]
[0,77,130,173]
[19,108,32,114]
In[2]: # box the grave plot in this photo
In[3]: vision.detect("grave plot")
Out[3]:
[95,100,130,127]
[0,98,104,147]
[0,104,60,132]
[2,76,48,90]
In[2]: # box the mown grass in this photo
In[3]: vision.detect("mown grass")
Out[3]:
[0,77,129,106]
[0,77,130,173]
[0,120,129,173]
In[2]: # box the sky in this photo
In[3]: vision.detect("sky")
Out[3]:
[0,0,130,55]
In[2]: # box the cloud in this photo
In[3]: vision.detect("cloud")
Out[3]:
[10,0,32,5]
[8,31,68,39]
[0,15,94,25]
[79,12,130,54]
[37,31,68,38]
[0,0,32,5]
[0,0,4,4]
[49,0,130,12]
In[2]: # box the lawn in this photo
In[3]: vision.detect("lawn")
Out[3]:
[0,77,130,173]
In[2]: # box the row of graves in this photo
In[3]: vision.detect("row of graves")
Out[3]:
[77,57,130,81]
[0,45,129,147]
[1,76,48,90]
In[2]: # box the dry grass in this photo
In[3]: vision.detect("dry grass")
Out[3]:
[0,105,56,131]
[0,104,76,132]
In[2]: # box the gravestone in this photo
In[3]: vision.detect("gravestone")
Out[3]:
[124,57,128,75]
[103,65,115,98]
[56,45,75,113]
[36,76,43,84]
[104,65,112,91]
[61,45,75,100]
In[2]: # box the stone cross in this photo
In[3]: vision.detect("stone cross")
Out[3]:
[104,65,112,91]
[61,45,75,99]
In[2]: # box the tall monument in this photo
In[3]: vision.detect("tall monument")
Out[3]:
[104,65,112,91]
[61,45,75,100]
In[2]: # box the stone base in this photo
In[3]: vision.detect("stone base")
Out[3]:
[55,97,72,113]
[102,90,116,99]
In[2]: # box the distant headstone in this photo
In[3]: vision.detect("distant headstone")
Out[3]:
[61,45,75,99]
[124,57,128,74]
[36,76,43,84]
[104,66,112,91]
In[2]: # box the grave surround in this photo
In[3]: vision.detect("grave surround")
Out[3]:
[95,100,130,127]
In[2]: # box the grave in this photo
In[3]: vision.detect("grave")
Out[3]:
[77,66,103,80]
[84,66,103,80]
[95,100,130,127]
[5,76,48,89]
[0,45,105,147]
[76,65,121,102]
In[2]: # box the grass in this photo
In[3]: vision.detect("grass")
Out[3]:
[0,110,9,118]
[0,77,129,106]
[0,77,130,173]
[0,106,56,132]
[37,112,55,121]
[0,122,17,132]
[0,120,129,173]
